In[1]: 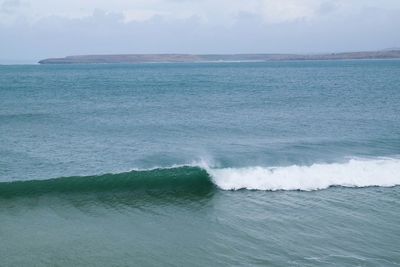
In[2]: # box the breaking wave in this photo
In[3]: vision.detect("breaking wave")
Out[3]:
[208,158,400,191]
[0,158,399,198]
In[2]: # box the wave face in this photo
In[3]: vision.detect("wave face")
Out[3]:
[0,166,213,198]
[208,158,400,191]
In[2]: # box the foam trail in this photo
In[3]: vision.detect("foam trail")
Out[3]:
[207,158,400,191]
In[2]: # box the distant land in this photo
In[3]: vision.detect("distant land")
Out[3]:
[38,49,400,64]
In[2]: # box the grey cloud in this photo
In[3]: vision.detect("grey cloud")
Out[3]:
[1,0,21,13]
[318,1,337,15]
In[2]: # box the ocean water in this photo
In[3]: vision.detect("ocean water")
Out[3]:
[0,60,400,266]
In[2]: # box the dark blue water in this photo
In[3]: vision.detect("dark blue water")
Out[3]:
[1,60,400,266]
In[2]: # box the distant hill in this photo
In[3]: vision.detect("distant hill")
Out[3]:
[38,50,400,64]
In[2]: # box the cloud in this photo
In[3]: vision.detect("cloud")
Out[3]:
[318,1,337,15]
[259,0,319,24]
[1,0,400,25]
[0,0,21,13]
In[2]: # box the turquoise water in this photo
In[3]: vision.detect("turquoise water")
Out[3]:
[1,60,400,266]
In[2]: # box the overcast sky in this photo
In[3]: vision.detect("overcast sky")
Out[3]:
[1,0,400,63]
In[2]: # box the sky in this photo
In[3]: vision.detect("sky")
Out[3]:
[0,0,400,63]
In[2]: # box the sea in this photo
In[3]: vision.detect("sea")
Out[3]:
[0,60,400,266]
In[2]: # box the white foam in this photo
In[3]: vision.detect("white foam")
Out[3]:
[206,158,400,191]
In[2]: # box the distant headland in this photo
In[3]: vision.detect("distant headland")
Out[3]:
[38,49,400,64]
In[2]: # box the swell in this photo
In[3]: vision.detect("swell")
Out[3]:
[0,166,214,198]
[1,158,400,198]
